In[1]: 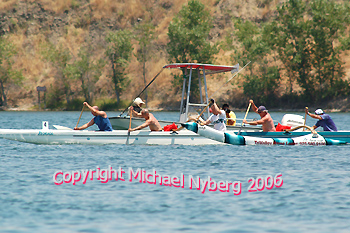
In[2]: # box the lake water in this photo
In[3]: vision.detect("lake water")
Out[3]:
[0,111,349,232]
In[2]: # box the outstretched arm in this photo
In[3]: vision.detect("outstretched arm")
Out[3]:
[128,120,151,132]
[243,118,265,126]
[74,118,94,130]
[201,118,212,126]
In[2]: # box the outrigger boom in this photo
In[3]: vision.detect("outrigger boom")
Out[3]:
[181,122,347,146]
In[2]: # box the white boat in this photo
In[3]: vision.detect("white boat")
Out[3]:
[0,126,222,145]
[109,63,262,132]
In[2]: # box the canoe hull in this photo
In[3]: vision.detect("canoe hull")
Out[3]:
[239,131,350,143]
[182,122,347,146]
[0,129,222,145]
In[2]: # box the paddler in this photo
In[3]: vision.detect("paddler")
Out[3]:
[74,102,113,131]
[128,107,162,132]
[222,103,236,126]
[132,97,145,113]
[305,108,337,131]
[199,99,227,131]
[243,100,276,132]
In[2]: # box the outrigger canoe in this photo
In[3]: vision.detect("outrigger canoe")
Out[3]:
[181,122,347,146]
[0,122,347,146]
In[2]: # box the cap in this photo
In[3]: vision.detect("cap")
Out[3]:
[133,97,145,107]
[315,109,323,115]
[222,104,229,109]
[257,106,267,113]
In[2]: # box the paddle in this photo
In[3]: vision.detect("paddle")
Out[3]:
[237,102,252,135]
[75,105,85,129]
[119,68,164,117]
[303,107,308,131]
[126,108,132,145]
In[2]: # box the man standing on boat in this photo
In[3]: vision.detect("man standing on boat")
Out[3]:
[243,100,276,132]
[199,99,227,131]
[305,108,338,131]
[128,107,162,131]
[74,102,113,131]
[222,103,236,126]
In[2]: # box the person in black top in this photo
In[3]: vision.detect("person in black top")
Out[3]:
[132,97,145,113]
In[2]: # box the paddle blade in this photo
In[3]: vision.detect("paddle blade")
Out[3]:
[126,132,130,145]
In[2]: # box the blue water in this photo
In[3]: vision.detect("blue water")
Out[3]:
[1,111,349,232]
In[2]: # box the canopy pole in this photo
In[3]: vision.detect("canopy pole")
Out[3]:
[179,69,187,122]
[185,66,193,120]
[198,68,203,104]
[202,66,209,119]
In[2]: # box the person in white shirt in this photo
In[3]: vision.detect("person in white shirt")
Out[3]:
[200,99,226,131]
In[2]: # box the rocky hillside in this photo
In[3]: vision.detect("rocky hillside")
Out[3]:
[0,0,349,111]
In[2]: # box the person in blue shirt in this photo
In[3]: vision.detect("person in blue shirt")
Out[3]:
[74,102,113,131]
[305,108,337,131]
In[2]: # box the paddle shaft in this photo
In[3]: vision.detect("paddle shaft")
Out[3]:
[75,105,85,128]
[119,68,164,116]
[238,102,252,135]
[303,107,308,131]
[126,108,132,145]
[128,110,133,129]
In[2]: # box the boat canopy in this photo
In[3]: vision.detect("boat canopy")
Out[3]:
[163,63,238,74]
[163,63,240,123]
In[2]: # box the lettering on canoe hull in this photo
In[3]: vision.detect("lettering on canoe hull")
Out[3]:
[254,141,273,145]
[38,131,54,136]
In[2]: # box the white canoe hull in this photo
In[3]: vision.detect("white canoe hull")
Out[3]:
[0,129,222,145]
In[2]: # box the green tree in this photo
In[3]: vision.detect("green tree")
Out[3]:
[166,0,218,97]
[105,30,133,105]
[308,0,350,101]
[232,19,270,74]
[0,36,24,107]
[265,0,311,98]
[266,0,350,103]
[232,19,280,106]
[134,22,156,106]
[41,42,72,106]
[243,62,281,106]
[167,0,217,64]
[65,46,105,104]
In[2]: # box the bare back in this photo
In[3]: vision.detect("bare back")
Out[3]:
[260,113,276,132]
[145,113,162,131]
